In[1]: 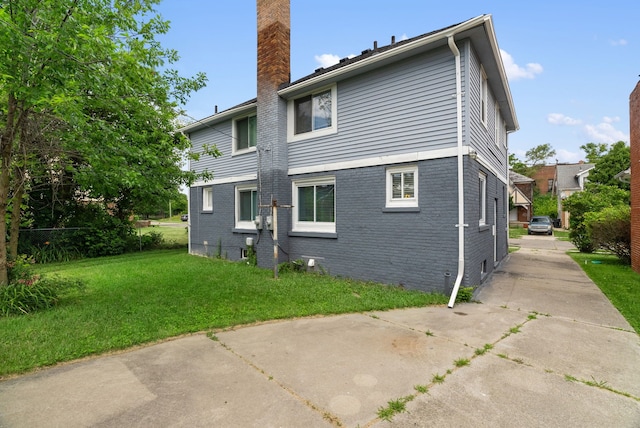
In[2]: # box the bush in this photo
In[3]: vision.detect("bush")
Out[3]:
[1,256,85,317]
[585,205,631,264]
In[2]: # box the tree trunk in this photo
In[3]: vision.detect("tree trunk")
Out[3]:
[0,93,20,285]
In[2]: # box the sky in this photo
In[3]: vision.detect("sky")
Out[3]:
[155,0,639,164]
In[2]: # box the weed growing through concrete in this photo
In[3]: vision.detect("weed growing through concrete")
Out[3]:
[425,330,434,336]
[474,343,493,356]
[432,373,446,383]
[414,384,428,394]
[377,395,414,421]
[454,358,470,367]
[207,332,219,341]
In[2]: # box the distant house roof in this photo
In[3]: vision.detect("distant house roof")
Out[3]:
[556,163,595,191]
[180,14,518,134]
[615,168,631,183]
[509,170,534,183]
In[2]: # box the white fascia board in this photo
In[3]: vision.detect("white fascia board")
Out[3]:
[191,173,257,188]
[178,102,257,134]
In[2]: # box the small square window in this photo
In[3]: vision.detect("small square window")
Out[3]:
[202,187,213,211]
[386,166,418,208]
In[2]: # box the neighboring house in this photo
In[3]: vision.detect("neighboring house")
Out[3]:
[181,1,518,296]
[555,162,595,228]
[531,165,556,195]
[630,81,640,274]
[509,170,533,225]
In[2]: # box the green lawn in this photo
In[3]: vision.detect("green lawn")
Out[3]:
[0,250,447,377]
[569,251,640,334]
[139,223,188,246]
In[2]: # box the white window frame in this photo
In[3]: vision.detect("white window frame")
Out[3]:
[479,172,487,226]
[386,165,418,208]
[494,104,500,146]
[232,114,257,155]
[235,184,258,230]
[287,84,337,142]
[480,66,488,127]
[291,176,336,233]
[202,187,213,211]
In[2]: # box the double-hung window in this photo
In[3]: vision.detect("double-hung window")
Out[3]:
[202,187,213,211]
[234,115,257,153]
[289,85,337,141]
[386,166,418,208]
[292,177,335,233]
[480,66,488,127]
[479,173,487,225]
[236,184,258,229]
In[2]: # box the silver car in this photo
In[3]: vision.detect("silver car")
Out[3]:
[528,216,553,235]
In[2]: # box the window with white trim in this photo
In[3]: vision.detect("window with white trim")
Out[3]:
[288,85,337,141]
[202,187,213,211]
[292,177,335,233]
[386,165,418,208]
[479,173,487,225]
[235,184,258,229]
[480,66,488,127]
[234,115,257,153]
[494,104,500,146]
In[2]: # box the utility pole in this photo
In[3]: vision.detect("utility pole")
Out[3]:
[260,199,292,279]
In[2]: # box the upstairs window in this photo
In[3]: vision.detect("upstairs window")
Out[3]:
[386,166,418,208]
[234,115,257,153]
[480,66,488,127]
[289,86,337,141]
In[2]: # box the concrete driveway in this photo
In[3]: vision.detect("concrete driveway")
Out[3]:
[1,235,639,427]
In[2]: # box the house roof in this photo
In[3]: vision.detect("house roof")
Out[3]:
[509,170,534,183]
[556,163,595,190]
[614,168,631,183]
[180,14,518,134]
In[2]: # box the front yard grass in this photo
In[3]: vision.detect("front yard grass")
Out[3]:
[0,250,447,378]
[569,251,640,334]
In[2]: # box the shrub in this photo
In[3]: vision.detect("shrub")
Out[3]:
[1,256,85,317]
[585,205,631,264]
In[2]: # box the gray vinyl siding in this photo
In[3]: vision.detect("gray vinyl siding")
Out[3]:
[288,46,458,170]
[465,42,508,178]
[189,119,257,180]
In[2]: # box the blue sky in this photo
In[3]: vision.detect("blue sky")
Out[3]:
[155,1,639,163]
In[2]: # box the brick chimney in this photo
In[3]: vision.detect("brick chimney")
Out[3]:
[256,0,290,268]
[630,81,640,273]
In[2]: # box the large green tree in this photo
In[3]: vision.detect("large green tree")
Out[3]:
[587,141,630,189]
[0,0,207,284]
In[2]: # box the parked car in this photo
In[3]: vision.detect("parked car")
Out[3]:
[528,216,553,235]
[181,214,188,222]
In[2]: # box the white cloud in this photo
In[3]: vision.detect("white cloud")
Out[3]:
[314,53,356,69]
[556,148,582,163]
[547,113,582,126]
[584,120,628,143]
[602,116,620,123]
[610,39,628,46]
[500,49,543,81]
[399,33,409,41]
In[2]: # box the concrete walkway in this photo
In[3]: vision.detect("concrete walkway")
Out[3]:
[1,236,639,427]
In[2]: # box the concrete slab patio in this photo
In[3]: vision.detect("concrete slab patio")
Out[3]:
[1,235,639,427]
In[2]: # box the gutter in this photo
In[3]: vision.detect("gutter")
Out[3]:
[447,35,466,308]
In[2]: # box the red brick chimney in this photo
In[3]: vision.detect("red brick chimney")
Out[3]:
[257,0,290,95]
[630,81,640,273]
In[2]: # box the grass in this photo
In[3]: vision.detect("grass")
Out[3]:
[139,223,188,246]
[0,250,448,377]
[568,251,640,334]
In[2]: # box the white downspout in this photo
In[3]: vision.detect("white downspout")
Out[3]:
[447,35,466,308]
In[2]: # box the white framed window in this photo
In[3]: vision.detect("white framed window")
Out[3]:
[479,172,487,225]
[386,165,418,208]
[480,66,488,127]
[202,187,213,211]
[288,85,337,142]
[233,114,257,154]
[292,177,335,233]
[235,184,258,229]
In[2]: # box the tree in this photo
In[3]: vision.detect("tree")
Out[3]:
[0,1,208,284]
[525,143,556,168]
[587,141,630,189]
[509,153,528,175]
[580,142,608,163]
